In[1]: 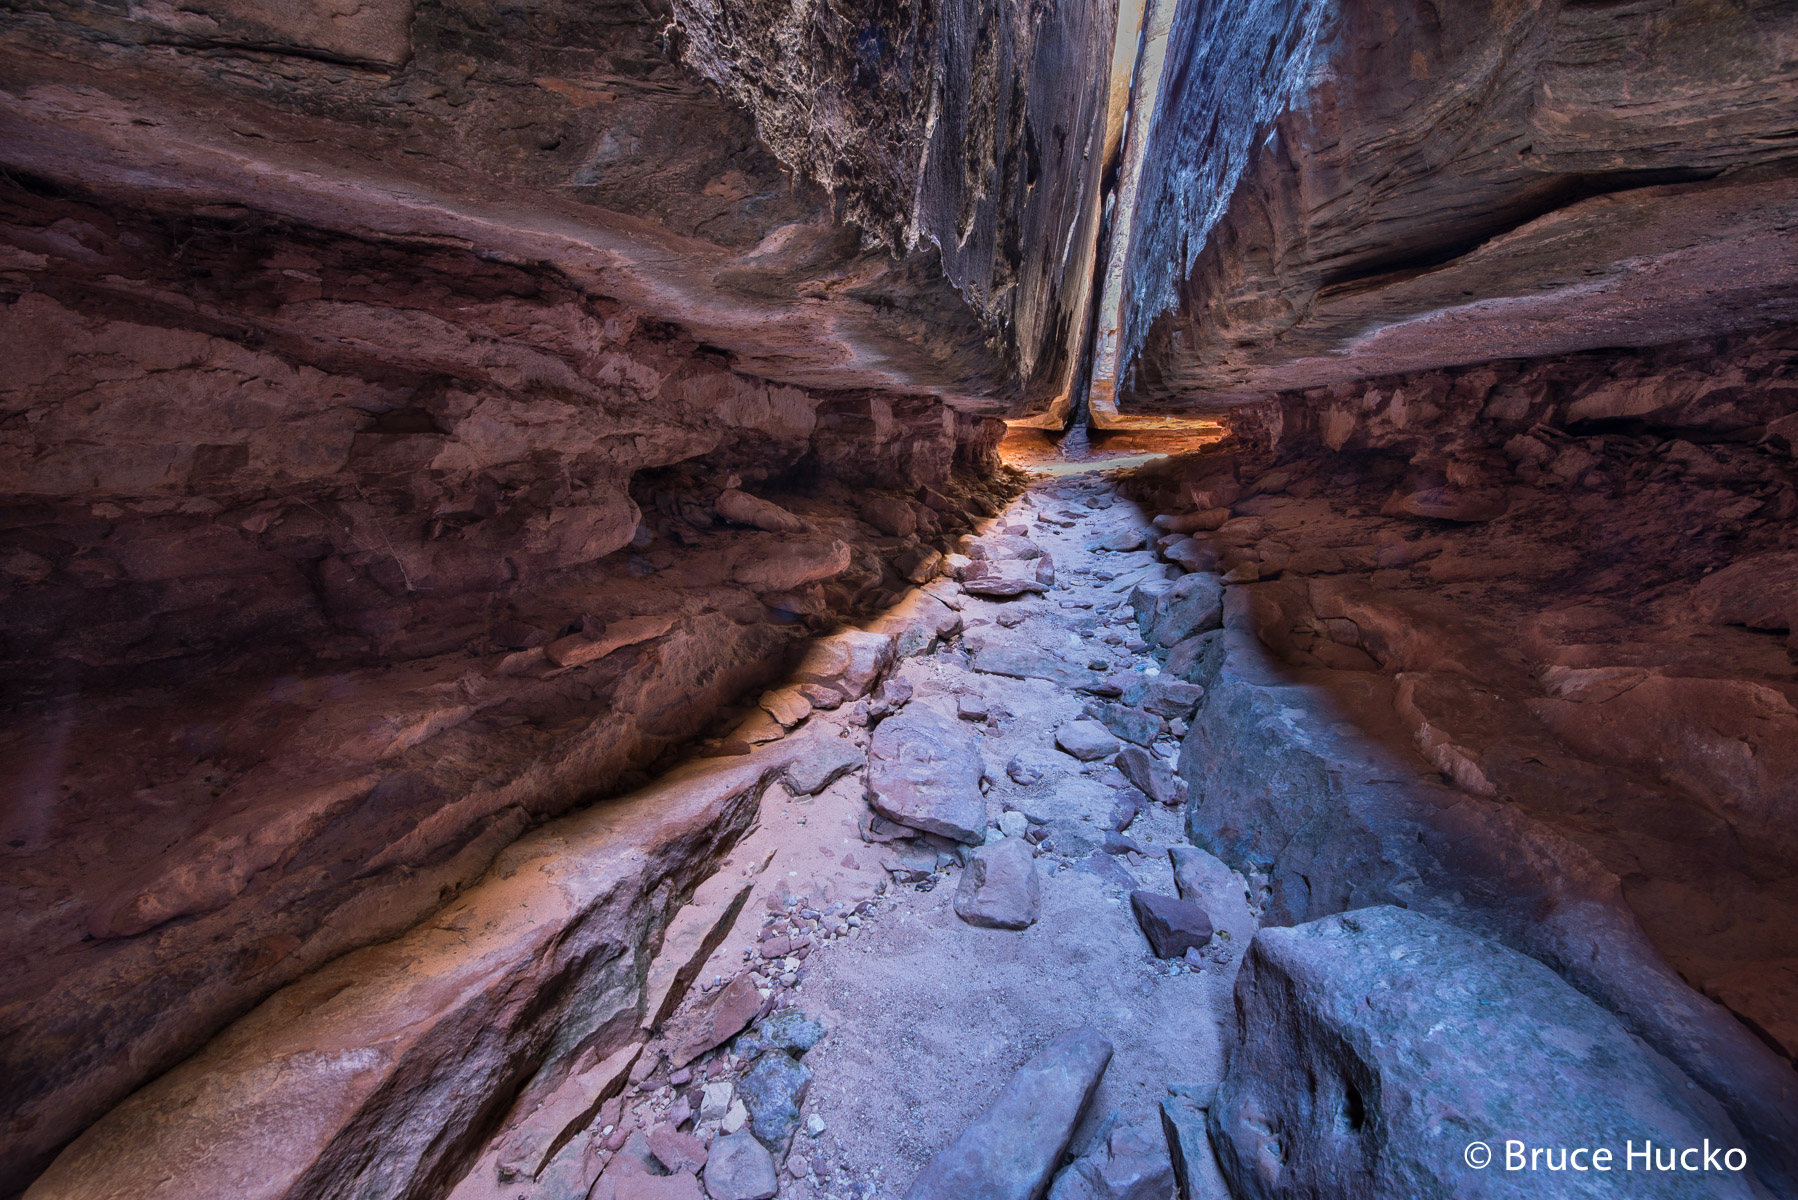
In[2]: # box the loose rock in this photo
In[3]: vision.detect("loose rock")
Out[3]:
[904,1027,1114,1200]
[953,837,1043,930]
[738,1050,813,1151]
[703,1130,780,1200]
[1055,721,1120,762]
[1046,1112,1175,1200]
[648,1124,709,1174]
[868,707,989,844]
[674,976,765,1067]
[1115,747,1182,806]
[1129,891,1214,959]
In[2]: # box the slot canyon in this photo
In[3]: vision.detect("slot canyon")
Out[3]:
[2,0,1796,1197]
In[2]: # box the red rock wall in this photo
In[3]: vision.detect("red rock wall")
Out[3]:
[0,178,1019,1189]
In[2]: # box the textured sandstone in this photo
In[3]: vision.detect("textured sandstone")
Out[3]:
[1116,0,1798,411]
[22,739,833,1200]
[1212,908,1761,1200]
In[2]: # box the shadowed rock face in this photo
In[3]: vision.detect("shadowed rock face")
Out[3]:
[0,0,1117,413]
[0,164,1035,1190]
[1213,908,1763,1200]
[1115,0,1798,410]
[1124,332,1798,1192]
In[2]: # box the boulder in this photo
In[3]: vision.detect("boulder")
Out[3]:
[702,1131,779,1200]
[974,641,1100,688]
[1210,907,1763,1200]
[793,630,895,703]
[758,687,813,729]
[1128,579,1176,627]
[783,736,865,797]
[1096,528,1147,552]
[715,489,809,534]
[648,1124,708,1174]
[868,707,988,844]
[872,590,964,658]
[962,564,1051,597]
[1097,704,1161,747]
[1129,891,1213,959]
[1158,1089,1213,1200]
[897,546,946,584]
[736,1009,825,1060]
[1116,747,1182,806]
[1163,540,1221,574]
[1168,845,1254,934]
[905,1027,1114,1200]
[1162,633,1219,686]
[1056,721,1120,762]
[1138,678,1204,720]
[1046,1113,1175,1200]
[1154,509,1231,534]
[1148,574,1223,648]
[731,537,853,591]
[545,614,680,668]
[672,975,765,1068]
[738,1051,812,1152]
[953,837,1042,930]
[861,496,919,537]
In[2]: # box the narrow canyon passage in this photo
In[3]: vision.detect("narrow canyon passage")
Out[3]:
[4,0,1798,1197]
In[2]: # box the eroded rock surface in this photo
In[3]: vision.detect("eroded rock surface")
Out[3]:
[904,1027,1114,1200]
[1212,907,1762,1200]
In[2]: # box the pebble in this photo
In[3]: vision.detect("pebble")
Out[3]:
[722,1099,749,1133]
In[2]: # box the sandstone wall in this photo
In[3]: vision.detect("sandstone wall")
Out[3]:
[0,171,1022,1190]
[1124,326,1798,1190]
[1115,0,1798,406]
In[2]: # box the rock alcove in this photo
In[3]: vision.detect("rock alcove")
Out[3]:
[2,0,1795,1198]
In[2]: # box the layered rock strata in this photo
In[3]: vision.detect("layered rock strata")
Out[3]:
[0,173,1029,1190]
[0,0,1124,414]
[1114,0,1798,410]
[1120,336,1798,1193]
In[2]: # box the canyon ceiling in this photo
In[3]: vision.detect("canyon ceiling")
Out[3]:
[3,0,1798,1197]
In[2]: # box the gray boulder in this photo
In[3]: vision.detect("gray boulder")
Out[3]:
[974,640,1100,688]
[954,837,1042,930]
[1056,721,1120,761]
[1116,747,1182,805]
[1148,574,1223,648]
[1210,907,1763,1200]
[1047,1112,1175,1200]
[1138,678,1204,720]
[1129,579,1175,628]
[1098,703,1161,747]
[737,1050,812,1153]
[703,1131,778,1200]
[906,1028,1114,1200]
[868,707,988,844]
[735,1009,824,1060]
[1159,1087,1216,1200]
